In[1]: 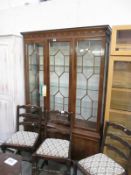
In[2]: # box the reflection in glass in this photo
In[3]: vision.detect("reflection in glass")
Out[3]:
[113,61,131,89]
[111,61,131,112]
[116,30,131,45]
[76,40,102,122]
[27,44,44,110]
[49,41,70,111]
[116,30,131,51]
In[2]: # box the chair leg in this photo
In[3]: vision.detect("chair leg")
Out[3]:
[73,161,77,175]
[1,145,6,153]
[39,159,48,170]
[65,160,71,175]
[32,157,38,175]
[45,160,48,165]
[32,162,36,175]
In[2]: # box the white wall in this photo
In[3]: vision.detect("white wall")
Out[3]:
[0,35,25,144]
[0,0,131,35]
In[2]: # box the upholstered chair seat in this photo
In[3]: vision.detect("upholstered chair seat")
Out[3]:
[5,131,38,147]
[78,153,125,175]
[36,138,69,158]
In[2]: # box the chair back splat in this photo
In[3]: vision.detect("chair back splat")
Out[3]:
[17,105,42,134]
[102,122,131,169]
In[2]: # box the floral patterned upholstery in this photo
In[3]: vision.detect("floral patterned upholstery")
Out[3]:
[36,138,69,158]
[5,131,38,147]
[78,153,125,175]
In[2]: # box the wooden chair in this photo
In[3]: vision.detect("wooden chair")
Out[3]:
[1,104,42,161]
[32,110,73,175]
[74,122,131,175]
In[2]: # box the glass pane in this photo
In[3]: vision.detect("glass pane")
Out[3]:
[116,30,131,45]
[76,40,102,123]
[49,41,70,111]
[112,61,131,89]
[116,30,131,51]
[111,61,131,112]
[27,44,44,111]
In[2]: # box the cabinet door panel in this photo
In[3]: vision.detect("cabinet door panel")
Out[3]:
[72,133,99,160]
[49,41,70,111]
[26,43,44,110]
[76,40,103,124]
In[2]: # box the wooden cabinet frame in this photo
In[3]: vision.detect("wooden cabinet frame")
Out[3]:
[104,27,131,172]
[22,26,111,158]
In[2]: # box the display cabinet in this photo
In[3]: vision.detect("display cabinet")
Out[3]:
[105,56,131,129]
[22,26,111,159]
[105,25,131,128]
[104,25,131,173]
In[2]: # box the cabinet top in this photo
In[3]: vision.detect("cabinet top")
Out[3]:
[21,25,111,40]
[112,25,131,30]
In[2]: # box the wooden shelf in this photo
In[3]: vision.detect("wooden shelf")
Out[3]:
[109,108,131,115]
[109,109,131,130]
[116,44,131,49]
[112,87,131,92]
[111,86,131,112]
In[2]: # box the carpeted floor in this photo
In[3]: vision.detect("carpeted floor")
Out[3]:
[22,161,70,175]
[0,149,82,175]
[22,160,82,175]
